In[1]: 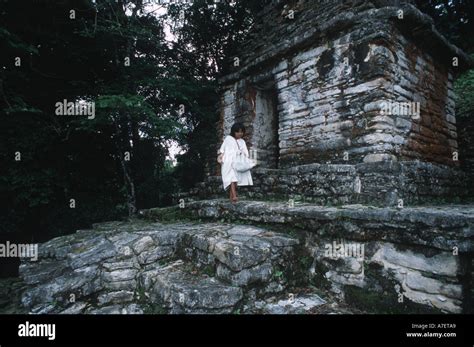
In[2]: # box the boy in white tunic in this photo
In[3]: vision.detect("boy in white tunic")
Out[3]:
[218,123,253,203]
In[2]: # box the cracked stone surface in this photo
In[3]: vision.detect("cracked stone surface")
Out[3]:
[16,219,301,314]
[143,200,473,313]
[9,199,474,314]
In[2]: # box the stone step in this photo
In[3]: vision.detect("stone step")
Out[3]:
[18,200,473,314]
[18,221,188,314]
[253,293,327,314]
[18,218,303,314]
[138,260,243,314]
[142,199,474,313]
[177,224,301,295]
[182,199,474,253]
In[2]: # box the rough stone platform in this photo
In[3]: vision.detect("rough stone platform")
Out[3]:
[143,199,474,313]
[17,219,327,314]
[11,199,473,314]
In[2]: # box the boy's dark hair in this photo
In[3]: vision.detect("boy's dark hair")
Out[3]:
[230,122,246,137]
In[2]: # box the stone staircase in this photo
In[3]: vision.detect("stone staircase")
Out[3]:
[17,218,328,314]
[139,260,243,314]
[142,198,474,313]
[137,222,303,314]
[14,196,474,314]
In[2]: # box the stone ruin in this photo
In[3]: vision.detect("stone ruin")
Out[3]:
[8,0,473,315]
[194,0,473,206]
[182,0,474,313]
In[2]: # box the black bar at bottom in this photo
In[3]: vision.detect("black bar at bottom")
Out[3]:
[0,314,472,345]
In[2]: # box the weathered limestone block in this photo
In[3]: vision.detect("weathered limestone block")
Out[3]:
[67,236,117,270]
[137,246,175,265]
[371,243,459,277]
[58,302,89,314]
[216,262,274,287]
[21,265,102,310]
[132,236,155,254]
[102,269,138,283]
[150,260,243,314]
[256,294,327,314]
[85,303,143,315]
[103,279,137,292]
[214,240,265,271]
[369,243,463,312]
[97,290,135,306]
[19,259,69,285]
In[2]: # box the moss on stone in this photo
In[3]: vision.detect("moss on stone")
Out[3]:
[140,206,200,224]
[344,264,444,314]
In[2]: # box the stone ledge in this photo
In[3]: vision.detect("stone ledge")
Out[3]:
[185,199,474,252]
[140,200,473,313]
[182,162,470,207]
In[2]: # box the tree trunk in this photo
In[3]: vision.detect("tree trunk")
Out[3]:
[118,152,137,217]
[113,114,137,217]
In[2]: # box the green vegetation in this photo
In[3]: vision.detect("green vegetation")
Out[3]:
[455,57,474,118]
[135,286,168,314]
[0,0,268,249]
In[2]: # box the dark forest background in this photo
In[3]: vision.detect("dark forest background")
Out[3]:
[0,0,473,276]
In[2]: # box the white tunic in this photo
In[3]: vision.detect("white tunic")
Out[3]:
[219,135,254,191]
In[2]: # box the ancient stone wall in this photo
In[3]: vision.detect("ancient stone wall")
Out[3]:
[184,161,468,207]
[458,115,474,197]
[379,29,458,166]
